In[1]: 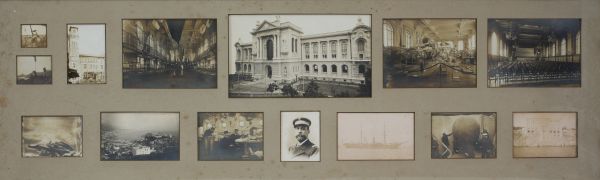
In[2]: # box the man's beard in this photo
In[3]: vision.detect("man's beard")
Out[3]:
[295,134,307,142]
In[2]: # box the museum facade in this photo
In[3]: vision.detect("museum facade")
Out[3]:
[234,17,371,84]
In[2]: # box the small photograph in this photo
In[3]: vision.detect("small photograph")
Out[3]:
[431,112,496,159]
[198,112,264,161]
[67,24,106,84]
[21,24,47,48]
[122,19,217,89]
[513,112,577,158]
[101,112,180,161]
[281,111,320,161]
[229,15,372,98]
[383,19,477,88]
[488,19,581,87]
[22,116,83,157]
[16,55,52,84]
[337,113,414,160]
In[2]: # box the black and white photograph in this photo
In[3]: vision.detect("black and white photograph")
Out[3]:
[67,24,106,84]
[513,112,577,158]
[383,19,477,88]
[431,112,496,159]
[337,113,414,160]
[122,19,217,89]
[16,55,52,84]
[229,15,372,98]
[488,19,581,87]
[21,24,47,48]
[22,116,82,157]
[197,112,264,161]
[101,112,180,161]
[281,111,320,161]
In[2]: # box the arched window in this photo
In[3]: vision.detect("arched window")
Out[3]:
[237,49,241,60]
[561,38,567,56]
[491,32,498,55]
[358,65,365,74]
[357,38,366,52]
[384,23,393,47]
[332,65,337,73]
[304,64,309,72]
[322,65,327,73]
[342,65,348,73]
[243,64,247,72]
[248,64,252,72]
[576,31,581,54]
[313,64,318,73]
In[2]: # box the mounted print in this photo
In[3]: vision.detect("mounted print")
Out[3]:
[22,116,83,157]
[513,112,577,158]
[488,19,581,87]
[122,19,217,89]
[383,19,477,88]
[16,55,52,84]
[21,24,47,48]
[431,112,496,159]
[67,24,106,84]
[281,111,320,161]
[198,112,264,161]
[229,15,372,98]
[101,112,180,161]
[337,113,414,160]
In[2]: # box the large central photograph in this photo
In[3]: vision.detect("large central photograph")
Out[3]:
[229,15,372,98]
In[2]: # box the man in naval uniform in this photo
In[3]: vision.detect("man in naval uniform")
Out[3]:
[288,117,319,158]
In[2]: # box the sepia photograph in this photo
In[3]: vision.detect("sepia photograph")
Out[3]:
[513,112,577,158]
[22,116,82,157]
[198,112,264,161]
[16,55,52,85]
[383,19,477,88]
[337,113,414,160]
[281,111,320,161]
[488,19,581,87]
[101,112,180,161]
[431,112,496,159]
[229,15,372,98]
[67,24,106,84]
[21,24,47,48]
[122,19,217,89]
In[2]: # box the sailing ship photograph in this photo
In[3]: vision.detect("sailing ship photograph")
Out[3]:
[337,113,414,160]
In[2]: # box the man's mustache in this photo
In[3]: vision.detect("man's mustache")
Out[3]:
[296,134,307,139]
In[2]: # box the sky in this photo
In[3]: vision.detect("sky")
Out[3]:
[338,113,414,144]
[69,24,105,57]
[514,113,576,129]
[17,56,51,75]
[22,116,82,147]
[228,15,371,73]
[101,113,179,132]
[21,25,46,35]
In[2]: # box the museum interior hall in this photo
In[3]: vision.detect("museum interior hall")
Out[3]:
[122,19,217,88]
[383,19,477,88]
[488,19,581,87]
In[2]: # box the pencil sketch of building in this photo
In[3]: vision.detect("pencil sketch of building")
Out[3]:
[229,15,372,98]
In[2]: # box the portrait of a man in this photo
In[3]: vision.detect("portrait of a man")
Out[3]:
[281,111,320,161]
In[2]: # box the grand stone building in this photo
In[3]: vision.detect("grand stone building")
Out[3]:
[234,17,371,84]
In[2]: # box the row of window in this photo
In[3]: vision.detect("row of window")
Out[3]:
[303,64,366,74]
[490,31,581,57]
[383,23,475,51]
[304,40,349,59]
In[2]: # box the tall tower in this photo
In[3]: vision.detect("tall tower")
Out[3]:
[68,26,81,82]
